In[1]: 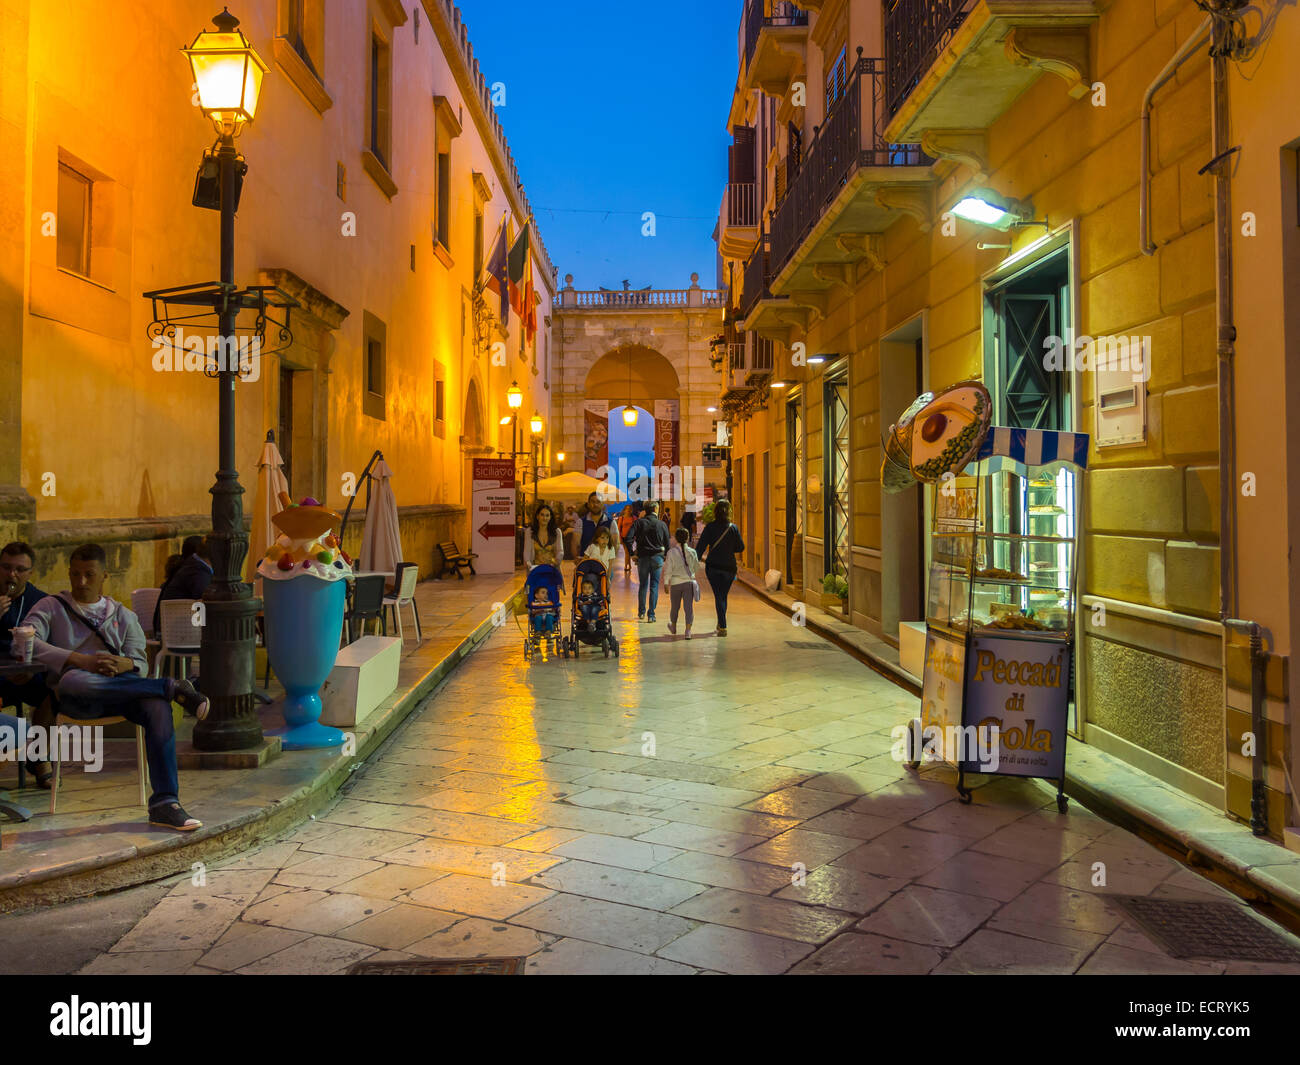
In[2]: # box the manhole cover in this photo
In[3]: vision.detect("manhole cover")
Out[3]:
[347,956,526,975]
[1112,896,1300,962]
[787,641,834,650]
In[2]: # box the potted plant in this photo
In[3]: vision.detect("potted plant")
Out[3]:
[820,572,849,612]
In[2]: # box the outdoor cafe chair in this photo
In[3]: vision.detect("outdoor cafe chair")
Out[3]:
[50,711,147,815]
[130,588,162,639]
[151,600,201,682]
[345,574,387,645]
[383,562,423,643]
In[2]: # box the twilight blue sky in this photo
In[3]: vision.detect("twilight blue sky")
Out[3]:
[454,0,737,291]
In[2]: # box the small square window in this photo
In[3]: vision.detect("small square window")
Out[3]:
[57,162,92,276]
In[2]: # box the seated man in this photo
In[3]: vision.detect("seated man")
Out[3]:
[0,541,53,786]
[26,543,208,831]
[153,534,213,635]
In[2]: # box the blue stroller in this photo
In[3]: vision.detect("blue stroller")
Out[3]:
[562,558,618,659]
[522,564,563,661]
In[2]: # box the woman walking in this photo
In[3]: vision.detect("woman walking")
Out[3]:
[696,500,744,636]
[617,504,637,575]
[523,503,564,570]
[660,527,699,639]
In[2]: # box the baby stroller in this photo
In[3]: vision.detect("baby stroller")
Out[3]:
[562,558,618,659]
[522,564,563,661]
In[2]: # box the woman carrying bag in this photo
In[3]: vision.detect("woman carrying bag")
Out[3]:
[696,500,744,636]
[660,527,700,639]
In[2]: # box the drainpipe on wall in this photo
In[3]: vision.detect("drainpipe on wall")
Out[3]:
[1143,4,1269,834]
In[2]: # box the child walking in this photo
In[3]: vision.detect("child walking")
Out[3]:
[660,527,700,639]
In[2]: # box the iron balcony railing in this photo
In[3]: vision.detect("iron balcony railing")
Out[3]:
[749,332,774,373]
[769,54,929,278]
[740,239,774,320]
[884,0,973,119]
[743,0,808,70]
[722,181,759,229]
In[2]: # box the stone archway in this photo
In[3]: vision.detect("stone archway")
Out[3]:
[582,346,680,499]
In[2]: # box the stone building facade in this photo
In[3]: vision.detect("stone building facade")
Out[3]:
[716,0,1300,838]
[0,0,555,589]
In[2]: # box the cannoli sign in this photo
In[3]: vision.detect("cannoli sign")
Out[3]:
[963,636,1070,779]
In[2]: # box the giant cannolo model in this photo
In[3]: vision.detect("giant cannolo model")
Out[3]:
[257,491,353,750]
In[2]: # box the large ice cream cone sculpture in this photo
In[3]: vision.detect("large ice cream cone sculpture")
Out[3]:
[258,492,353,750]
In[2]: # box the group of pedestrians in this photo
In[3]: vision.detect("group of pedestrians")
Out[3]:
[522,492,746,639]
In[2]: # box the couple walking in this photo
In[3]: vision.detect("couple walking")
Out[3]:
[629,500,745,637]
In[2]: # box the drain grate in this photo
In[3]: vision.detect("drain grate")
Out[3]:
[1112,896,1300,962]
[786,641,835,650]
[347,956,526,975]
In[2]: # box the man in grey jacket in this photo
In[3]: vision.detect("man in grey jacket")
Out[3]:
[25,543,208,831]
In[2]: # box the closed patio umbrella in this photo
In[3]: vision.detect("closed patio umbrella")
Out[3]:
[247,431,290,583]
[360,458,403,579]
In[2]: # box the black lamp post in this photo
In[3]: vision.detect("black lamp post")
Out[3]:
[183,9,269,751]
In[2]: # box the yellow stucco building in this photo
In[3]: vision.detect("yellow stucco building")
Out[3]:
[0,0,555,590]
[718,0,1299,838]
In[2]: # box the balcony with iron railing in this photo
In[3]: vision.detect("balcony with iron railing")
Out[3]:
[717,181,760,261]
[882,0,1101,147]
[741,0,809,97]
[761,53,934,322]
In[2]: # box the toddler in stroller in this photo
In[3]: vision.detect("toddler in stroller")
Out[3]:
[561,558,618,659]
[522,563,563,661]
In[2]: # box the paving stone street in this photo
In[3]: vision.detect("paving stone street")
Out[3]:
[8,575,1300,976]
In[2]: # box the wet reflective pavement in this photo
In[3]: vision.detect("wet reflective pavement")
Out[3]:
[9,570,1300,974]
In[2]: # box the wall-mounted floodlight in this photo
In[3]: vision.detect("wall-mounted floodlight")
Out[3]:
[949,188,1032,231]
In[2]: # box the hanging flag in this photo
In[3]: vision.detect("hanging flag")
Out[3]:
[482,217,510,324]
[508,224,530,318]
[522,251,537,344]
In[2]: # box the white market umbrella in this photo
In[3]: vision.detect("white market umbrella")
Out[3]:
[360,458,403,577]
[531,470,627,506]
[247,433,290,583]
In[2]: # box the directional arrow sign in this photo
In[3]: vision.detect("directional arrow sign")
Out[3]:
[478,522,515,539]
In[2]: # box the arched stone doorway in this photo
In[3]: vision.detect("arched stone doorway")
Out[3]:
[463,376,486,448]
[582,346,680,500]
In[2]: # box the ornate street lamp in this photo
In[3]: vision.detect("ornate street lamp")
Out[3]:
[530,413,544,504]
[145,9,286,753]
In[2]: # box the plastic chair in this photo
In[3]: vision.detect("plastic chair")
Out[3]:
[50,712,147,814]
[383,563,422,643]
[345,575,387,644]
[151,600,200,681]
[131,588,162,638]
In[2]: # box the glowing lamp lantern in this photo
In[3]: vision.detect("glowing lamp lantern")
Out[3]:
[530,412,544,436]
[622,405,639,427]
[183,9,268,135]
[556,451,566,463]
[507,382,523,409]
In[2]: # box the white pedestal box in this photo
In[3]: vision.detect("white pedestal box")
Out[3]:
[320,636,401,728]
[900,622,926,681]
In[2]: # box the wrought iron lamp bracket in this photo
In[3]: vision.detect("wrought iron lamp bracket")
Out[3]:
[143,282,300,376]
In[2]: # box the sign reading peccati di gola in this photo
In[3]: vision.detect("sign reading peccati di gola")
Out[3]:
[471,458,516,574]
[962,635,1071,780]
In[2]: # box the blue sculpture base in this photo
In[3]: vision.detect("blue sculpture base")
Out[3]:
[267,719,346,751]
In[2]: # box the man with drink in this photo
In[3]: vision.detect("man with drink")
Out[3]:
[0,542,52,786]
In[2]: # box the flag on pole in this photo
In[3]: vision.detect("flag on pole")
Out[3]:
[508,224,530,319]
[523,253,537,344]
[482,217,509,324]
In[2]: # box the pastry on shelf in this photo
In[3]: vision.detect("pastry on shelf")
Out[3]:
[975,565,1027,582]
[985,613,1050,631]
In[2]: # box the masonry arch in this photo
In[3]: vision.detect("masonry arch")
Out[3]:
[463,374,486,447]
[583,345,681,501]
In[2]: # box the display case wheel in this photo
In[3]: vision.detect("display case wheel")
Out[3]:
[1056,793,1069,814]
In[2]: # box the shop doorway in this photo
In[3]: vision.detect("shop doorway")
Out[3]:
[880,318,927,644]
[823,371,850,582]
